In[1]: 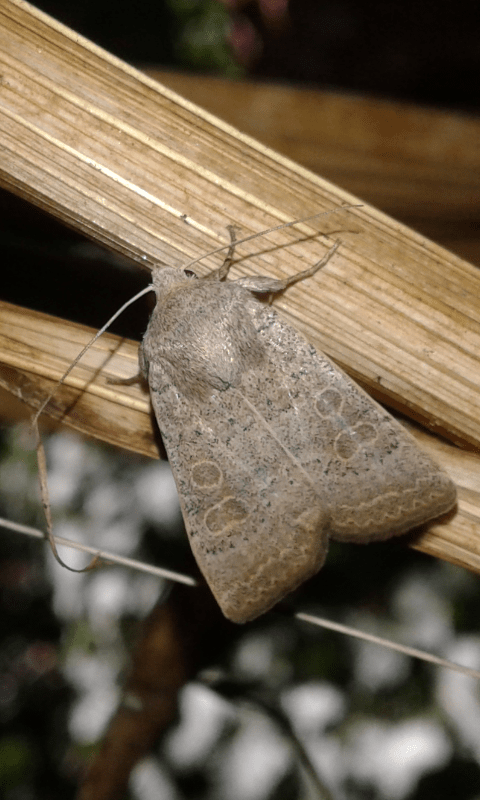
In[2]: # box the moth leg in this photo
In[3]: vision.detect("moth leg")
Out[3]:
[204,225,238,282]
[278,240,340,290]
[106,372,144,386]
[234,241,340,296]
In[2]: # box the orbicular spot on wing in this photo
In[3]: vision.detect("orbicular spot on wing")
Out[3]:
[353,422,377,442]
[334,422,378,459]
[205,497,249,534]
[191,460,223,489]
[315,388,343,417]
[334,431,359,459]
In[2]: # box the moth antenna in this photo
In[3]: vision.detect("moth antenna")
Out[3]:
[32,205,361,426]
[181,204,362,272]
[33,417,103,573]
[32,284,152,427]
[31,284,153,571]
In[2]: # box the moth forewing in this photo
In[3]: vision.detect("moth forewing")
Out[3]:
[140,256,457,624]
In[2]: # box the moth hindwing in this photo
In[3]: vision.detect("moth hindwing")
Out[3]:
[139,239,456,623]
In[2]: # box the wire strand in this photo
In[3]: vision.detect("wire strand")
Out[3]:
[0,517,197,586]
[295,612,480,681]
[2,517,479,680]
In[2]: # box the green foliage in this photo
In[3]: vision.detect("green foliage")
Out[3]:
[167,0,244,75]
[0,736,36,788]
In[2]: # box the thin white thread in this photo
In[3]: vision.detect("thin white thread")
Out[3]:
[0,517,196,586]
[295,612,480,681]
[32,284,153,425]
[2,517,479,681]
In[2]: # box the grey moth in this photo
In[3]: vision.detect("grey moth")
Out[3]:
[139,233,456,623]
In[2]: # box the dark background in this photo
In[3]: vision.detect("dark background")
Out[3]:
[29,0,480,112]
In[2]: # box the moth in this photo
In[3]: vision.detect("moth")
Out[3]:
[139,228,457,623]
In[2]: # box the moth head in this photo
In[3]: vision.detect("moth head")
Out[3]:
[150,266,196,296]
